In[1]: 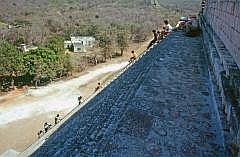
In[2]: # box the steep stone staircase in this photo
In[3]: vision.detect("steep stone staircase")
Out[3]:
[20,32,227,157]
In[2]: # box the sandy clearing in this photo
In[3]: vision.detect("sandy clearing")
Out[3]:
[0,40,150,154]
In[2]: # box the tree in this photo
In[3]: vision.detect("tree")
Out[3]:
[116,30,128,56]
[0,41,26,89]
[98,33,112,61]
[63,54,73,76]
[24,48,58,87]
[45,36,65,54]
[45,36,69,77]
[86,24,101,38]
[74,24,102,38]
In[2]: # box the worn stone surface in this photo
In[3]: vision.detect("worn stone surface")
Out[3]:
[30,32,226,157]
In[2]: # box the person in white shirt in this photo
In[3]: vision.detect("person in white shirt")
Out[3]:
[164,20,173,33]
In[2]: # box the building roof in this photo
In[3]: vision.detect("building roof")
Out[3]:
[64,41,72,44]
[70,36,95,42]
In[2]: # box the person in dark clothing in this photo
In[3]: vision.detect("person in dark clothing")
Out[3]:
[55,114,61,125]
[95,82,102,92]
[44,122,48,133]
[78,96,83,105]
[157,31,163,42]
[147,30,158,49]
[37,130,43,139]
[44,122,51,133]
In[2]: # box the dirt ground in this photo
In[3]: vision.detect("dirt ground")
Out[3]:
[0,40,150,154]
[0,71,116,154]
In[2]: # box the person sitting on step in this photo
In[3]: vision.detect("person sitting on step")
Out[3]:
[95,82,102,92]
[163,20,173,35]
[55,114,61,125]
[37,130,44,139]
[44,122,52,133]
[129,50,137,63]
[147,30,158,49]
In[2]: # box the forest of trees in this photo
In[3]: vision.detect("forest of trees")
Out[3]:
[0,37,72,91]
[0,0,200,46]
[0,24,130,92]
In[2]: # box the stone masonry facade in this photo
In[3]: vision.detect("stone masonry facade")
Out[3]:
[202,0,240,156]
[203,0,240,68]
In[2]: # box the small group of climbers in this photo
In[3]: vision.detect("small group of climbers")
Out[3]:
[128,20,174,62]
[37,82,102,138]
[201,0,207,12]
[37,114,62,138]
[35,78,108,139]
[146,16,200,50]
[147,20,173,49]
[77,81,102,106]
[128,20,174,63]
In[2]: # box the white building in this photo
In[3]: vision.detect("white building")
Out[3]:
[64,36,95,53]
[19,44,38,52]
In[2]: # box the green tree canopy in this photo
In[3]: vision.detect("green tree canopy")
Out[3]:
[45,36,65,54]
[0,41,26,77]
[24,47,59,86]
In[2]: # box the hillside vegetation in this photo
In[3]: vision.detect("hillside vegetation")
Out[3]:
[0,0,200,44]
[0,0,201,92]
